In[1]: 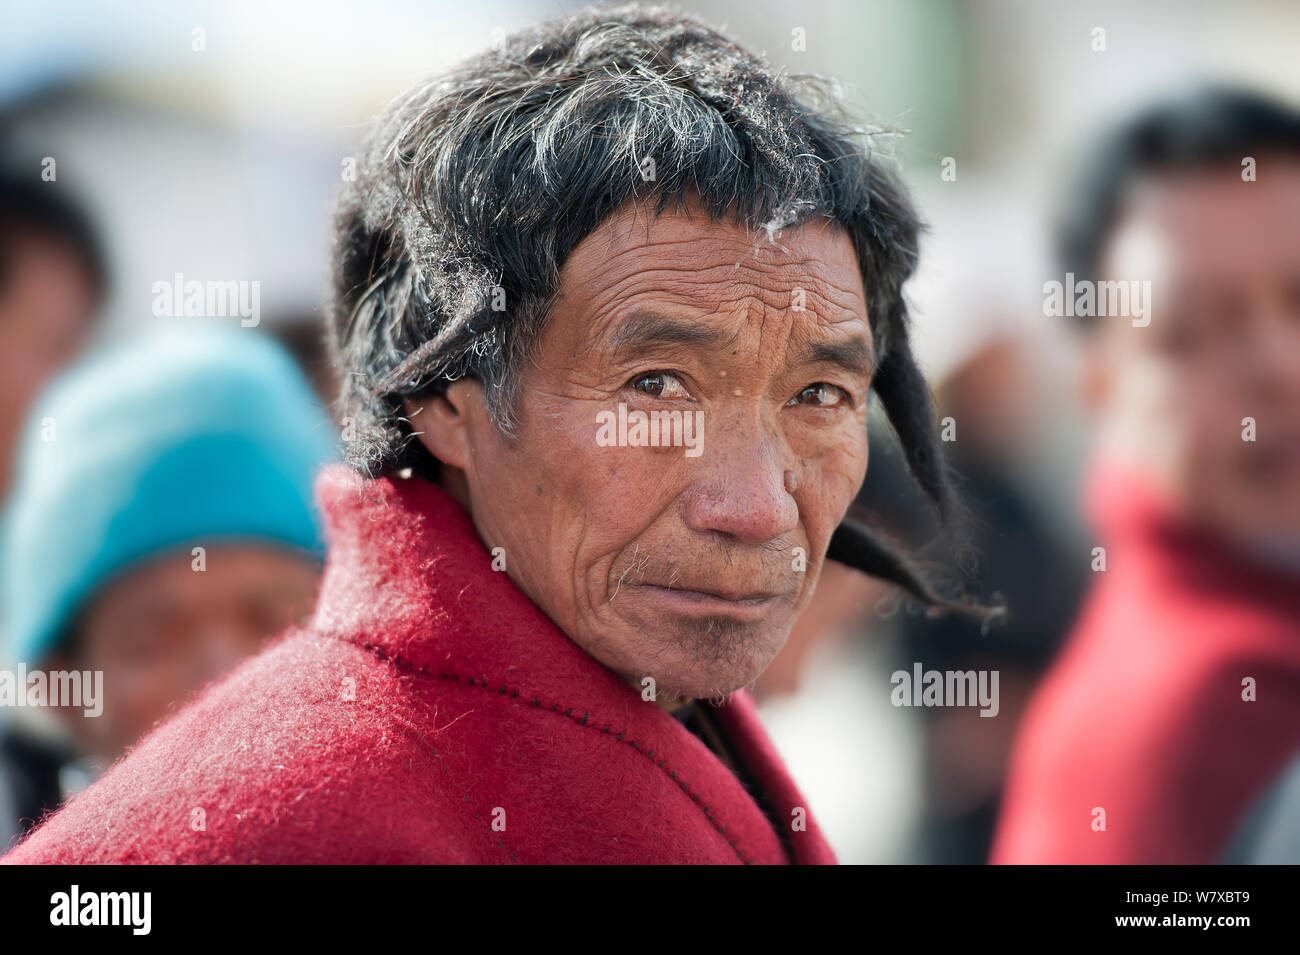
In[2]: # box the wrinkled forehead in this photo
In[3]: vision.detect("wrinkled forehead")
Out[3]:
[556,197,869,332]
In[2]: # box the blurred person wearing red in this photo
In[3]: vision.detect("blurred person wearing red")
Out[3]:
[992,88,1300,864]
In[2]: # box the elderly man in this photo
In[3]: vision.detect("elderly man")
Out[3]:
[3,4,967,865]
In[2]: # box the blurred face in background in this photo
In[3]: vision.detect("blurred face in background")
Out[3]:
[1088,155,1300,545]
[52,545,320,762]
[0,233,98,498]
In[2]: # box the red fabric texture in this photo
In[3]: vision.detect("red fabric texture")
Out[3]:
[992,461,1300,863]
[3,465,835,864]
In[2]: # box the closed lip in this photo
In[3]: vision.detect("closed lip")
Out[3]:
[634,582,790,605]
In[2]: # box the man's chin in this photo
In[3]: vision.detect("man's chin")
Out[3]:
[623,632,785,704]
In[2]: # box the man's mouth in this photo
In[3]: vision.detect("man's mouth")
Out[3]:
[631,582,792,619]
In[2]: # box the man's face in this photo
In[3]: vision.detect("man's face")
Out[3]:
[1093,156,1300,543]
[444,199,873,701]
[57,545,320,761]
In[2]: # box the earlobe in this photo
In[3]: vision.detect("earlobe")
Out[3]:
[403,384,476,471]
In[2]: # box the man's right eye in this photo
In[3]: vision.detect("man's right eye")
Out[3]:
[629,371,688,399]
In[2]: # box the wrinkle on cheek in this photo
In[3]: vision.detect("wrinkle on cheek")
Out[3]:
[547,450,649,634]
[556,368,622,402]
[527,373,635,449]
[796,444,867,543]
[512,385,676,631]
[591,459,659,580]
[788,418,867,481]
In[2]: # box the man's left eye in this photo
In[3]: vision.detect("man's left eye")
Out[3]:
[790,383,850,408]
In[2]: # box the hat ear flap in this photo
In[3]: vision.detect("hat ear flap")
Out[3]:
[827,519,1003,623]
[871,341,956,524]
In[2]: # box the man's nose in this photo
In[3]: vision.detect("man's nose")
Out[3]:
[681,424,799,544]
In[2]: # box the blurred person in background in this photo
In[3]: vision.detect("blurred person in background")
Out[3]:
[0,329,336,846]
[0,171,105,501]
[0,169,106,845]
[894,336,1083,864]
[993,87,1300,864]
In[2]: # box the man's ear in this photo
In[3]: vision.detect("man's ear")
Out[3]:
[403,381,483,471]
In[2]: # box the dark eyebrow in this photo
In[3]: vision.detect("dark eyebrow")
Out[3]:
[607,310,874,379]
[802,336,875,381]
[607,312,732,353]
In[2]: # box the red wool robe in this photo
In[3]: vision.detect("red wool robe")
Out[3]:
[992,462,1300,864]
[3,465,835,864]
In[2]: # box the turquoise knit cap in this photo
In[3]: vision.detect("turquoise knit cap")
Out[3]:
[1,328,338,667]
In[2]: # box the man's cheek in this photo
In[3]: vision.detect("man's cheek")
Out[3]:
[811,451,867,525]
